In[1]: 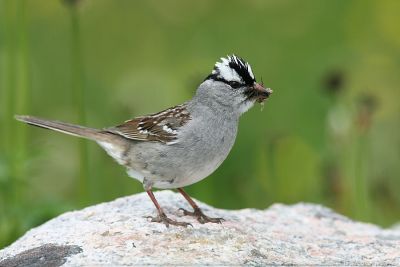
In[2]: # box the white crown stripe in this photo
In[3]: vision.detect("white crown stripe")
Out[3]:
[213,55,255,84]
[215,61,242,83]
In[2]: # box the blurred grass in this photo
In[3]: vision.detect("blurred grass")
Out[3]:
[66,0,90,205]
[1,0,400,248]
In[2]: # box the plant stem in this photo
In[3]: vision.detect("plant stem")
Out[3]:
[353,132,371,221]
[69,4,89,205]
[3,0,18,205]
[0,0,30,246]
[14,0,30,204]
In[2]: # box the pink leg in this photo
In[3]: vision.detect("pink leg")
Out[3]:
[178,188,224,224]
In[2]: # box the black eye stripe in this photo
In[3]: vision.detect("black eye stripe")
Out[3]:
[228,81,242,88]
[205,74,245,88]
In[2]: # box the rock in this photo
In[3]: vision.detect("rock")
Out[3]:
[1,191,399,266]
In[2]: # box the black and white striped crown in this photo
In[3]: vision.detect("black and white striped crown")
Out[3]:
[208,55,256,86]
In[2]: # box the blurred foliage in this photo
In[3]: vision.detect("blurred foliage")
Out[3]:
[1,0,400,248]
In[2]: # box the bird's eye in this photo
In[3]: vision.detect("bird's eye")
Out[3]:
[229,81,242,88]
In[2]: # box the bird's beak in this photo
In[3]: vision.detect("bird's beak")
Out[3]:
[253,83,273,103]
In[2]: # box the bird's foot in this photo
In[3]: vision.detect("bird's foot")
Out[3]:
[146,212,192,228]
[179,207,224,224]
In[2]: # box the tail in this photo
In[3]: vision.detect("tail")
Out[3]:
[15,115,114,143]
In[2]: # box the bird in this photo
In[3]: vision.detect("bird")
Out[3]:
[16,55,273,227]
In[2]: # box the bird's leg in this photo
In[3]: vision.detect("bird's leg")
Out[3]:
[178,188,224,224]
[145,190,192,227]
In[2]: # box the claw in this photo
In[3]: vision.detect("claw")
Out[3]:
[146,213,192,228]
[179,207,224,224]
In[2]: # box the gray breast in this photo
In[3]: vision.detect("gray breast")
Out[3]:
[125,106,239,189]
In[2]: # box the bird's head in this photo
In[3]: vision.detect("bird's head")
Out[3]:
[197,55,272,114]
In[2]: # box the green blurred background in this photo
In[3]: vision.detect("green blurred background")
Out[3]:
[1,0,400,248]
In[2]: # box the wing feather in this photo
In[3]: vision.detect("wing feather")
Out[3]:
[105,104,191,144]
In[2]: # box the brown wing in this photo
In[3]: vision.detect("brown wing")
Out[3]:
[105,104,191,144]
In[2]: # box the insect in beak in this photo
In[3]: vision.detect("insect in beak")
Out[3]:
[253,82,273,103]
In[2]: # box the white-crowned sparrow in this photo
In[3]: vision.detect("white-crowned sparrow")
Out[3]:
[16,55,272,227]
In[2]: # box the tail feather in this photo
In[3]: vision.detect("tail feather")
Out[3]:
[15,115,112,142]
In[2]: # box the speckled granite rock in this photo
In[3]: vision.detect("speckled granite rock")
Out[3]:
[1,191,399,266]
